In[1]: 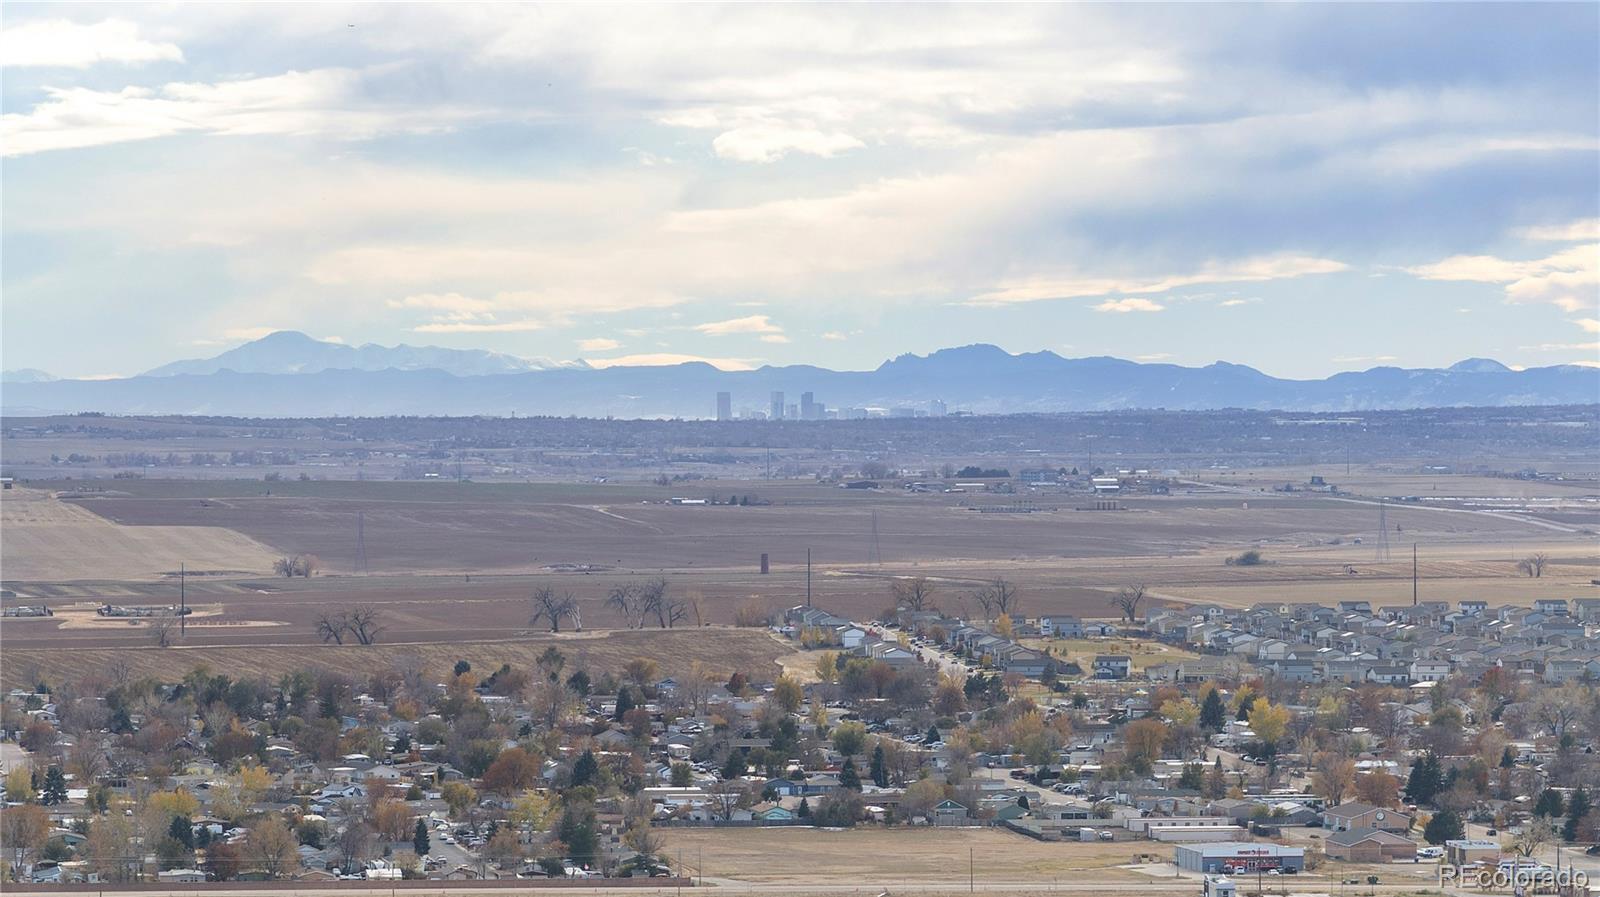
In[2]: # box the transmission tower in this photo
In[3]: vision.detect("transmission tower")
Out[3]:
[868,510,883,566]
[1374,500,1392,563]
[354,511,370,575]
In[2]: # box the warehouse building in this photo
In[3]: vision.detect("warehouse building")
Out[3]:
[1325,828,1417,862]
[1174,842,1305,874]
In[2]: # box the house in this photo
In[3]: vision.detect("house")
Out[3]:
[1534,599,1569,617]
[1324,828,1417,863]
[1093,655,1132,680]
[1324,802,1411,834]
[1409,660,1450,683]
[1040,616,1084,639]
[933,799,970,826]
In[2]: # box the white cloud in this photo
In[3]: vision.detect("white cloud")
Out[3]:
[585,353,756,371]
[712,126,865,163]
[577,337,621,351]
[1218,297,1261,307]
[1574,318,1600,334]
[1519,341,1599,352]
[411,319,544,334]
[821,331,851,341]
[1406,243,1599,314]
[1518,218,1600,242]
[759,334,791,344]
[971,255,1349,306]
[0,19,183,68]
[1093,298,1165,314]
[387,292,497,313]
[694,314,784,335]
[1,66,483,156]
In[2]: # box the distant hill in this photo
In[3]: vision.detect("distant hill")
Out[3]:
[1,368,58,384]
[5,341,1596,418]
[144,330,587,378]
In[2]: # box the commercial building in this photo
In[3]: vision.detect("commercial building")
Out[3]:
[1444,840,1500,867]
[801,391,816,420]
[1324,828,1416,862]
[1173,843,1305,875]
[770,391,785,420]
[716,392,732,421]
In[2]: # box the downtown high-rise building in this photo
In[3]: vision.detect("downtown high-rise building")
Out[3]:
[800,391,816,420]
[716,391,732,421]
[770,391,785,420]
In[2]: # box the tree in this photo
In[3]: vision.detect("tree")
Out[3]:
[346,605,384,645]
[40,765,67,805]
[1200,688,1227,732]
[1247,700,1289,748]
[168,814,196,850]
[1123,719,1169,773]
[870,744,889,788]
[890,577,937,612]
[972,578,1020,621]
[797,797,810,819]
[1517,552,1549,577]
[441,781,477,818]
[1423,808,1464,844]
[812,790,863,827]
[4,766,35,803]
[482,747,541,796]
[771,675,803,714]
[1,804,49,871]
[571,750,599,788]
[529,586,578,633]
[1109,584,1147,623]
[1355,771,1402,808]
[1534,788,1565,818]
[670,762,693,787]
[1565,788,1591,842]
[1512,818,1556,857]
[204,841,242,881]
[1312,753,1356,806]
[244,816,300,878]
[832,721,867,757]
[149,615,178,647]
[1405,753,1444,806]
[839,757,862,791]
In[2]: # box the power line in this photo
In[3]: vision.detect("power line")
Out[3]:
[354,511,370,575]
[1374,500,1392,563]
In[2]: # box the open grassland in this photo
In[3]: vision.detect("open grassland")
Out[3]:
[661,827,1155,884]
[1028,637,1202,672]
[1,487,278,581]
[0,626,795,690]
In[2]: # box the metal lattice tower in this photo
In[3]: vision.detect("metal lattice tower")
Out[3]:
[1374,500,1392,563]
[354,511,370,575]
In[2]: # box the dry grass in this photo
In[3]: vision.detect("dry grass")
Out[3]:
[660,826,1156,884]
[1027,637,1201,672]
[1,626,798,690]
[1,487,278,582]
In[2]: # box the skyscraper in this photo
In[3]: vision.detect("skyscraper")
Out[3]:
[770,391,785,420]
[716,391,732,421]
[800,391,815,420]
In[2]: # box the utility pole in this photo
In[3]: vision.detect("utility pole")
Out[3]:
[806,548,812,607]
[1412,543,1418,606]
[969,846,974,892]
[179,562,186,637]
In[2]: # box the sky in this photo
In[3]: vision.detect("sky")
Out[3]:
[2,2,1597,379]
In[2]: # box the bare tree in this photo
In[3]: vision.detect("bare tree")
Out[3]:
[707,780,750,820]
[891,577,937,612]
[346,606,384,646]
[1511,818,1556,857]
[972,577,1019,621]
[316,613,349,645]
[1109,584,1147,624]
[529,586,578,633]
[1517,553,1549,578]
[272,554,319,578]
[149,616,177,648]
[606,583,647,629]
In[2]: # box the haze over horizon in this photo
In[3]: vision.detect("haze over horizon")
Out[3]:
[3,3,1598,380]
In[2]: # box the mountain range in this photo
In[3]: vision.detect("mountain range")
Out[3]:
[3,332,1596,418]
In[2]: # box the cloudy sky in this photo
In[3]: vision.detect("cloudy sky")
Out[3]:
[3,3,1597,379]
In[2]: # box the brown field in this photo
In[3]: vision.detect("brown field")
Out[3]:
[1,487,279,580]
[660,827,1153,884]
[4,474,1596,690]
[0,626,794,690]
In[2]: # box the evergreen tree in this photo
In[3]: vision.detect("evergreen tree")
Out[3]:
[566,669,591,696]
[797,797,811,818]
[721,751,745,781]
[1017,794,1029,810]
[557,802,599,866]
[168,815,195,850]
[926,725,941,744]
[40,765,67,806]
[1178,763,1205,791]
[1405,753,1443,806]
[1235,693,1256,721]
[1534,788,1565,818]
[839,758,861,791]
[1565,788,1591,842]
[571,749,599,788]
[412,819,430,856]
[1423,808,1464,845]
[1200,689,1227,732]
[1500,747,1516,768]
[870,745,889,788]
[614,687,636,721]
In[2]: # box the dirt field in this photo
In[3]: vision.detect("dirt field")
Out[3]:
[1,487,279,580]
[0,626,795,690]
[661,827,1155,884]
